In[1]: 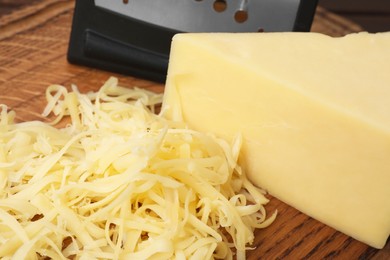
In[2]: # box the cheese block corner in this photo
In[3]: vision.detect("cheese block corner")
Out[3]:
[162,32,390,249]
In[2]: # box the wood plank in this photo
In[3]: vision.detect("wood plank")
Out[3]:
[0,1,389,259]
[319,0,390,33]
[319,0,390,13]
[345,14,390,33]
[0,0,41,16]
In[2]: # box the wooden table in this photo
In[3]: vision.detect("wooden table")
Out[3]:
[0,1,389,259]
[319,0,390,33]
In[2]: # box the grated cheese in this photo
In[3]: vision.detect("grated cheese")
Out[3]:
[0,77,276,259]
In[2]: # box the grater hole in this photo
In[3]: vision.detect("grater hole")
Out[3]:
[123,0,129,4]
[234,10,248,23]
[258,28,264,32]
[213,0,227,12]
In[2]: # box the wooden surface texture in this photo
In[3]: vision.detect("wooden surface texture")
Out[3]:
[0,0,389,259]
[319,0,390,33]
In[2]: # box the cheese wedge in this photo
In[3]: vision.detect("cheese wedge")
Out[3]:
[162,32,390,249]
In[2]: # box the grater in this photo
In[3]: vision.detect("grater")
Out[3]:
[67,0,318,82]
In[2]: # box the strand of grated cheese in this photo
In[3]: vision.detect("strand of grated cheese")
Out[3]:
[0,77,276,259]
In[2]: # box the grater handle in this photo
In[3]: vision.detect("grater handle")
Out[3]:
[82,30,168,82]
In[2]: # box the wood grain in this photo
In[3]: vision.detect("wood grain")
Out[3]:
[0,1,389,259]
[319,0,390,33]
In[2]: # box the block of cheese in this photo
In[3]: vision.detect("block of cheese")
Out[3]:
[162,32,390,249]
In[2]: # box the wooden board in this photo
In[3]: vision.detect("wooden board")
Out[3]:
[319,0,390,33]
[0,1,389,259]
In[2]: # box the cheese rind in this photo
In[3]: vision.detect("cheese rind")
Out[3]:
[162,32,390,249]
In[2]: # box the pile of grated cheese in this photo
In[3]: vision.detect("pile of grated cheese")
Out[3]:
[0,77,276,259]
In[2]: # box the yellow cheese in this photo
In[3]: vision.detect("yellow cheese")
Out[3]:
[162,32,390,249]
[0,78,275,259]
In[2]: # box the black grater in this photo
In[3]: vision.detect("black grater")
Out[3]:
[67,0,318,83]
